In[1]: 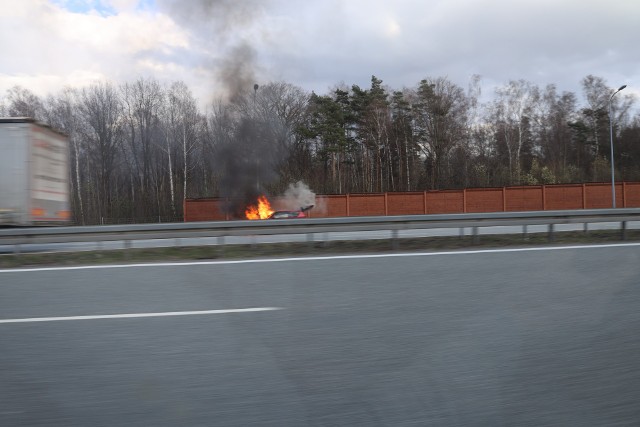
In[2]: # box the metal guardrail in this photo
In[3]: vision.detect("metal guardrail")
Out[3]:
[1,209,640,249]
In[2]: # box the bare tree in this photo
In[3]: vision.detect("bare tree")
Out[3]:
[491,80,537,183]
[42,88,86,224]
[5,86,44,120]
[572,75,635,181]
[203,99,237,196]
[120,78,165,217]
[254,82,310,187]
[159,81,201,215]
[77,82,124,221]
[527,85,579,182]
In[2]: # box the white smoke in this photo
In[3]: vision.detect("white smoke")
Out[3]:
[280,181,322,212]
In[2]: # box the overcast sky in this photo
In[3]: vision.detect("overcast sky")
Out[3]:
[1,0,638,109]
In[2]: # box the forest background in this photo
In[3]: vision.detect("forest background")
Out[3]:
[2,73,638,224]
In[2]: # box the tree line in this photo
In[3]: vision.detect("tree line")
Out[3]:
[0,74,638,224]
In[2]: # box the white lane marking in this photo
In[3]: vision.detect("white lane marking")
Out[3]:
[1,242,640,273]
[0,307,283,324]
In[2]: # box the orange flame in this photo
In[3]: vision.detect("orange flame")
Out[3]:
[245,195,274,220]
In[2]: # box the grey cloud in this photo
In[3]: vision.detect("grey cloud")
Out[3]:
[261,0,639,103]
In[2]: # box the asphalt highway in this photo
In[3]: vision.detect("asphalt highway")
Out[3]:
[1,244,640,426]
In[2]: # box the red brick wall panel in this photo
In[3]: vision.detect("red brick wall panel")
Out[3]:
[313,195,347,217]
[505,186,543,211]
[584,183,627,208]
[425,191,464,214]
[545,185,584,210]
[465,188,503,212]
[623,183,640,207]
[387,193,425,215]
[349,194,385,216]
[184,182,640,221]
[615,183,624,208]
[584,184,613,209]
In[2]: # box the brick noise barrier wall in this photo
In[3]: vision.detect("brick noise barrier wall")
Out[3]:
[184,182,640,221]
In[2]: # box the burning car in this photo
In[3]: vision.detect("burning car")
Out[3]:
[245,195,313,220]
[245,195,274,220]
[268,205,314,219]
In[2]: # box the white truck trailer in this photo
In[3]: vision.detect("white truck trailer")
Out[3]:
[0,117,71,226]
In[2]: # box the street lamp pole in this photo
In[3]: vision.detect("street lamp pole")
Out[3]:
[609,84,627,208]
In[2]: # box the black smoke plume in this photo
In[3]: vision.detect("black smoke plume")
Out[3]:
[157,0,265,103]
[159,0,306,217]
[213,113,288,217]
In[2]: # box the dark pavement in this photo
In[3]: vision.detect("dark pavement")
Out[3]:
[1,245,640,426]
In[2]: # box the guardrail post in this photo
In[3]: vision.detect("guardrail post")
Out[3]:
[523,224,528,241]
[584,223,589,234]
[13,243,21,255]
[217,235,225,257]
[621,221,628,241]
[123,239,132,260]
[391,229,399,250]
[472,227,479,245]
[548,224,555,242]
